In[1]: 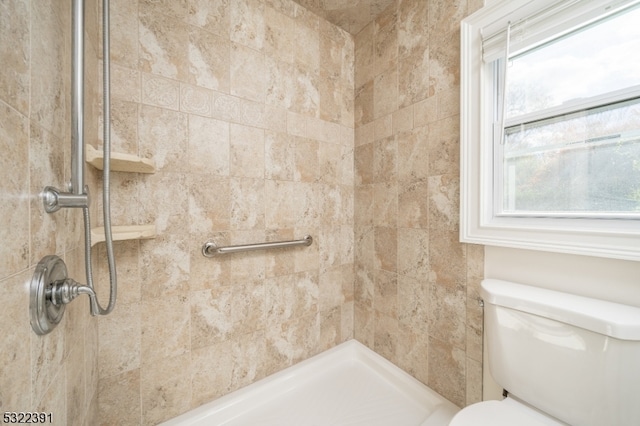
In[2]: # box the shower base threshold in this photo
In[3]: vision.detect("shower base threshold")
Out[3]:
[161,340,459,426]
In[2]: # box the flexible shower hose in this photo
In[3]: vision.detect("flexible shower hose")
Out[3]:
[84,0,117,316]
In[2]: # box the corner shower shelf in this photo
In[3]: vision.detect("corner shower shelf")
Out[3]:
[91,224,157,247]
[85,144,156,174]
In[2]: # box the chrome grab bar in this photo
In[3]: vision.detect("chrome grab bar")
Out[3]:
[202,235,313,257]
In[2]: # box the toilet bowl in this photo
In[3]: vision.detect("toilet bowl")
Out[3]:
[450,279,640,426]
[450,397,566,426]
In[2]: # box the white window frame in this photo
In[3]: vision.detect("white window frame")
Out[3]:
[460,0,640,261]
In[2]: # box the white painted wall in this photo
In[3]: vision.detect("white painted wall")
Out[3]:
[482,245,640,400]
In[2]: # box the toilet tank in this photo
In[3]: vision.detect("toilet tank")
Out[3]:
[481,279,640,426]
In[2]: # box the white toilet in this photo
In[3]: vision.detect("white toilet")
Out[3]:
[450,279,640,426]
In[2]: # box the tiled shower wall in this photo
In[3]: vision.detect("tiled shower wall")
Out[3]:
[353,0,484,407]
[93,0,355,424]
[1,0,486,425]
[0,0,101,424]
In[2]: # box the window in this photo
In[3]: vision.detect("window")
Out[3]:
[461,0,640,260]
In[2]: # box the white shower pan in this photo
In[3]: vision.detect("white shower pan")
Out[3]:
[161,340,459,426]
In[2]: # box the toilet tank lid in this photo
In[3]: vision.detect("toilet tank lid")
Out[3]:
[481,279,640,340]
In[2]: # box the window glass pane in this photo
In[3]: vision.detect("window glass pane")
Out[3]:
[502,98,640,214]
[505,5,640,119]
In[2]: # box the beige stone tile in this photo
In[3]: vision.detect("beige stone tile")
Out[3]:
[320,265,346,312]
[292,63,320,117]
[265,57,296,109]
[265,311,320,365]
[466,243,485,282]
[373,67,398,119]
[31,0,67,139]
[398,179,429,229]
[373,181,398,227]
[109,63,141,104]
[141,353,191,425]
[372,135,397,184]
[191,331,268,408]
[98,301,141,379]
[295,14,320,74]
[187,114,229,175]
[265,7,296,64]
[141,73,179,110]
[230,177,265,230]
[341,300,355,341]
[398,0,429,60]
[399,49,430,108]
[190,284,266,348]
[110,0,139,69]
[188,27,230,92]
[398,274,429,335]
[139,173,188,236]
[374,114,393,140]
[466,357,483,405]
[355,185,374,227]
[355,80,374,128]
[188,232,231,291]
[354,303,375,348]
[373,311,398,363]
[230,0,266,51]
[139,105,188,172]
[429,40,461,96]
[355,121,374,147]
[35,371,66,424]
[96,241,141,306]
[429,229,467,288]
[413,95,437,128]
[31,309,65,409]
[98,370,142,426]
[393,105,414,134]
[293,136,319,182]
[265,131,295,181]
[320,306,342,351]
[266,271,319,325]
[263,228,296,278]
[141,293,190,364]
[93,172,141,227]
[181,82,213,116]
[188,174,231,233]
[230,124,265,178]
[397,125,430,184]
[374,269,397,317]
[355,21,375,89]
[139,234,190,298]
[429,281,466,348]
[428,174,460,232]
[438,86,460,119]
[374,4,398,73]
[230,43,266,103]
[428,336,466,408]
[1,102,29,273]
[64,346,86,424]
[104,99,138,154]
[139,5,189,81]
[187,0,230,37]
[397,325,429,384]
[0,0,29,116]
[140,0,188,20]
[265,180,297,229]
[429,115,460,176]
[374,226,397,272]
[466,296,484,363]
[397,228,430,279]
[0,270,31,411]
